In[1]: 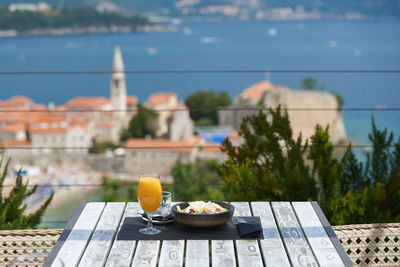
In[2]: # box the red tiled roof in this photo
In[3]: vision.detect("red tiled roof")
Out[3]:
[125,138,193,153]
[147,93,177,106]
[30,127,68,135]
[126,96,138,106]
[201,143,222,152]
[65,97,110,108]
[4,95,33,105]
[1,139,31,148]
[2,123,26,133]
[241,80,289,99]
[183,135,204,146]
[30,114,66,124]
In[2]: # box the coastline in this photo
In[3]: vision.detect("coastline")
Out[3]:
[0,24,178,38]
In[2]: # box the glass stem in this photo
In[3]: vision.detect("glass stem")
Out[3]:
[147,212,153,232]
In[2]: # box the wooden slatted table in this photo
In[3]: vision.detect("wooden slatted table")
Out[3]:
[44,201,352,267]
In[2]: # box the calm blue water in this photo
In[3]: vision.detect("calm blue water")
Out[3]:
[0,19,399,146]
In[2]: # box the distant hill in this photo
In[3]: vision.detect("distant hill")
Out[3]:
[0,7,152,35]
[0,0,399,18]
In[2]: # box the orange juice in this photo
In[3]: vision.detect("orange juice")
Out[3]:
[137,177,162,212]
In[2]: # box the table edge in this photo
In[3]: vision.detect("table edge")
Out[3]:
[311,201,353,267]
[43,202,87,267]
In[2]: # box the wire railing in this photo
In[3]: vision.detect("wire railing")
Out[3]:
[1,107,400,112]
[1,69,400,75]
[0,144,392,149]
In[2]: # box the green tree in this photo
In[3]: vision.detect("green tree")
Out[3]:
[89,140,122,154]
[120,103,158,141]
[381,137,400,219]
[101,177,137,202]
[302,77,320,90]
[0,158,53,229]
[219,107,317,201]
[218,106,400,225]
[308,125,342,216]
[171,160,227,201]
[185,90,231,126]
[332,92,345,110]
[366,117,393,185]
[340,144,365,193]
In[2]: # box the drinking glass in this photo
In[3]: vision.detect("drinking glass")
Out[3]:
[137,173,162,235]
[154,191,172,219]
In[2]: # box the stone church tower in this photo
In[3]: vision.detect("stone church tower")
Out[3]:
[110,46,127,121]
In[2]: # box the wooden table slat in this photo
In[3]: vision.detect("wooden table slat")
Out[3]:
[132,240,161,267]
[105,202,142,267]
[78,202,125,267]
[157,201,184,267]
[185,240,209,267]
[50,202,106,267]
[158,240,185,267]
[292,202,345,267]
[211,240,236,267]
[271,202,318,267]
[251,202,291,267]
[231,202,264,267]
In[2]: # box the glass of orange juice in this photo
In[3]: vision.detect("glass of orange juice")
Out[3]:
[137,173,162,235]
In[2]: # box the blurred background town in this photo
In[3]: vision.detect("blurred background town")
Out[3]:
[0,0,399,228]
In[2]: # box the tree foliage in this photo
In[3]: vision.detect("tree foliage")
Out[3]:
[171,160,228,201]
[219,107,400,225]
[302,77,321,90]
[185,90,231,126]
[0,158,53,230]
[102,177,137,202]
[120,103,158,141]
[219,107,317,201]
[89,140,122,154]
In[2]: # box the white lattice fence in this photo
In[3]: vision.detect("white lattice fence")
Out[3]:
[0,229,62,267]
[333,223,400,266]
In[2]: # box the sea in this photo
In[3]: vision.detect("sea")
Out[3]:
[1,19,400,227]
[1,19,399,147]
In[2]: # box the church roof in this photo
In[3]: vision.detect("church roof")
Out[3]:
[112,46,125,78]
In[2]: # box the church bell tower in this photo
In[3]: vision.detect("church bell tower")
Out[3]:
[110,46,127,120]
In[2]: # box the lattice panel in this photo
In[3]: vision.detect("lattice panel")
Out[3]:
[0,229,62,267]
[333,223,400,267]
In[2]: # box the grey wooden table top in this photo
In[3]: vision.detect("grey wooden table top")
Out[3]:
[44,201,352,267]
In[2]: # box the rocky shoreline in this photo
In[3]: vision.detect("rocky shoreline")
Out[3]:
[0,24,177,37]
